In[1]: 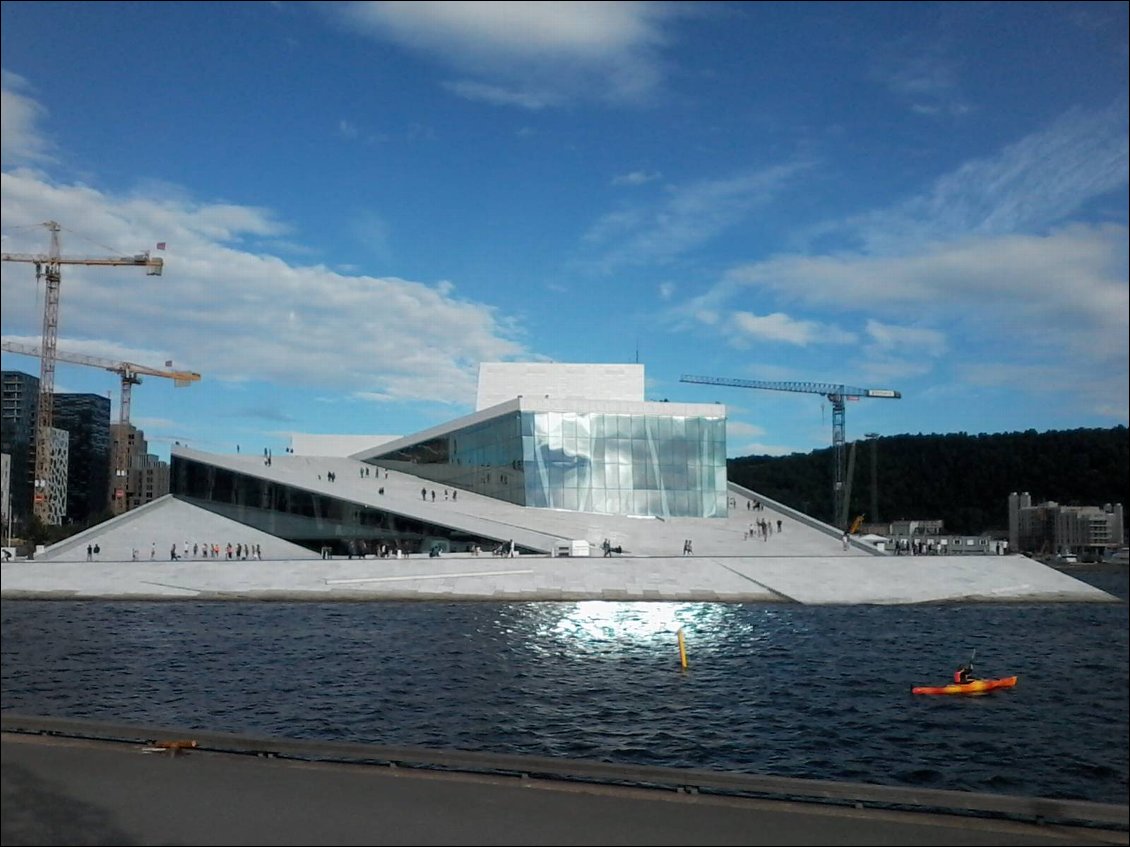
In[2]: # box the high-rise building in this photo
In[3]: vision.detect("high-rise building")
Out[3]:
[1,371,38,526]
[110,424,169,512]
[53,393,111,523]
[3,371,113,526]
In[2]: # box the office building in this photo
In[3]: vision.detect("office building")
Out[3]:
[1009,491,1124,559]
[53,393,111,523]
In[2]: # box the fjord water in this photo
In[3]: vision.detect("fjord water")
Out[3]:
[2,567,1126,805]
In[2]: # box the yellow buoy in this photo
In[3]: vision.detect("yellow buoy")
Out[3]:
[677,627,688,669]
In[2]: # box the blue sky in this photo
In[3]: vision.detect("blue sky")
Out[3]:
[1,1,1127,462]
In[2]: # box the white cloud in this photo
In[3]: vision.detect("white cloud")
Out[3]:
[334,1,692,105]
[0,70,54,165]
[726,311,856,347]
[721,225,1127,363]
[0,168,530,408]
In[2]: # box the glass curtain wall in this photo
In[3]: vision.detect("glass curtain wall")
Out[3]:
[376,411,727,518]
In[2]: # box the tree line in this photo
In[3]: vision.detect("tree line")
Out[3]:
[727,426,1129,534]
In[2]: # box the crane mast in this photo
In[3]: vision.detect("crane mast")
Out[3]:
[679,374,900,528]
[1,221,164,524]
[1,340,198,514]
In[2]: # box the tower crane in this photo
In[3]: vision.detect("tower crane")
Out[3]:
[1,221,163,523]
[679,374,901,529]
[1,340,199,514]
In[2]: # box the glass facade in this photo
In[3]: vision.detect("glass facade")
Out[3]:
[375,410,728,518]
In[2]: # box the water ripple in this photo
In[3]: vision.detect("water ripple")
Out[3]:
[2,568,1126,805]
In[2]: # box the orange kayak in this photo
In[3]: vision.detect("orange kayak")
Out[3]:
[912,676,1018,696]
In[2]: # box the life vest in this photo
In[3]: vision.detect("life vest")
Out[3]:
[954,667,969,683]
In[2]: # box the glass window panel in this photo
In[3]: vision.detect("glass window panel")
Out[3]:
[631,415,646,438]
[576,415,591,441]
[592,437,605,463]
[671,416,685,438]
[663,465,687,489]
[632,438,648,464]
[631,491,647,515]
[527,484,548,508]
[589,488,607,514]
[562,488,579,510]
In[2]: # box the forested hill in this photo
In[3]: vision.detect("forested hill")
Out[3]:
[727,426,1129,535]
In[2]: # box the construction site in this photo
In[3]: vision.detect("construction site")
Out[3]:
[1,221,198,542]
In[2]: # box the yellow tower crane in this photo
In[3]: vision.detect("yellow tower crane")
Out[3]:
[1,340,199,514]
[1,221,163,523]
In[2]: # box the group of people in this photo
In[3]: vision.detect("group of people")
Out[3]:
[746,518,781,541]
[162,541,261,561]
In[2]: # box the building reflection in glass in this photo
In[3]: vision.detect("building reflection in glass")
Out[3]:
[374,411,727,518]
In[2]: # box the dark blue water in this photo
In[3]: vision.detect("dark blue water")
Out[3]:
[2,567,1126,805]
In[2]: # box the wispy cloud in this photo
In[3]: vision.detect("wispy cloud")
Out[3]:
[581,161,813,271]
[873,45,970,118]
[442,79,556,110]
[613,170,662,186]
[864,319,947,357]
[846,101,1128,254]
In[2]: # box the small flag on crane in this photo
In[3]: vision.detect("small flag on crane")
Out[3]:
[156,242,166,250]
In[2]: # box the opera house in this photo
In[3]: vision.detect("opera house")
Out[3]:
[169,363,739,558]
[11,363,1117,605]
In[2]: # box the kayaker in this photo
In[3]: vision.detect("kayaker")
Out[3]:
[954,662,975,684]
